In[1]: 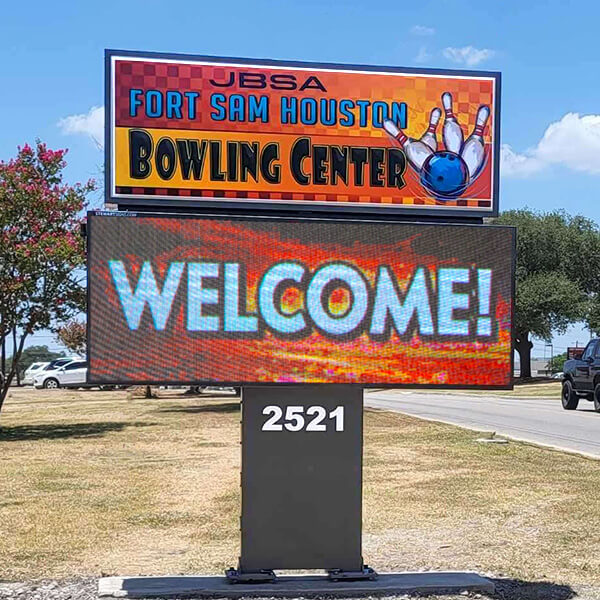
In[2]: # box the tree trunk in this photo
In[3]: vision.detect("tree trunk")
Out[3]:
[12,327,21,386]
[0,332,27,416]
[1,334,5,380]
[515,330,533,379]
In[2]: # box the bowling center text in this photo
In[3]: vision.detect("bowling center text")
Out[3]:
[128,78,407,128]
[126,77,409,188]
[130,131,407,188]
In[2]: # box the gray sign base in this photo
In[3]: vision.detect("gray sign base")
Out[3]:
[98,572,495,598]
[239,385,364,573]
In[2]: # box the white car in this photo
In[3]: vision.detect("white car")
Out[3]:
[34,360,88,389]
[22,362,50,385]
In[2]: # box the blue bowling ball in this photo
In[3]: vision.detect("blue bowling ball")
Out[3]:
[420,151,469,199]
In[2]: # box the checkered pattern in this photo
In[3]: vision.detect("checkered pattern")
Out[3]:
[115,186,491,208]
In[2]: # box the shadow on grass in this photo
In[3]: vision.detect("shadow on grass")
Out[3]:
[159,402,240,414]
[0,421,153,442]
[492,578,576,599]
[181,391,240,399]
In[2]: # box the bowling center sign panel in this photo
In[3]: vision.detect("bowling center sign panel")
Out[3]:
[106,50,501,217]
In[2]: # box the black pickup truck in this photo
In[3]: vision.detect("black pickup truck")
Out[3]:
[562,339,600,412]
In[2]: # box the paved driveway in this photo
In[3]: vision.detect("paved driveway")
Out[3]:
[366,390,600,458]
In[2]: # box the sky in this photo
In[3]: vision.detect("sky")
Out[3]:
[1,0,598,357]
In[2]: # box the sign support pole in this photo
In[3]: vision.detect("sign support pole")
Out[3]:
[226,384,376,583]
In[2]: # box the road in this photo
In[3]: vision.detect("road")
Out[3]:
[365,390,600,458]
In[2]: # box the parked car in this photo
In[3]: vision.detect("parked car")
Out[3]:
[22,362,50,385]
[551,372,563,380]
[42,357,82,372]
[562,338,600,412]
[188,386,241,396]
[34,360,88,389]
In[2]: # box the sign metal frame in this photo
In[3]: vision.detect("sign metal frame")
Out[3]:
[105,49,501,220]
[97,49,509,582]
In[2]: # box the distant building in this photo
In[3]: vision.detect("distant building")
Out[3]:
[513,358,552,378]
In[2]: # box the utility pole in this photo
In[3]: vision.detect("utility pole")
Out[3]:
[544,342,553,374]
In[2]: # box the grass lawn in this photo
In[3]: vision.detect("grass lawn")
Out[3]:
[397,381,563,398]
[475,380,562,397]
[0,387,599,586]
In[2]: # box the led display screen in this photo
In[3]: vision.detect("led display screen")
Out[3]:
[87,212,514,387]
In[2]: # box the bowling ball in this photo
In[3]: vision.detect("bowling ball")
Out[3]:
[420,151,469,199]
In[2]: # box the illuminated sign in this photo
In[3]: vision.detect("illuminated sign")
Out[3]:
[106,50,500,217]
[87,212,514,387]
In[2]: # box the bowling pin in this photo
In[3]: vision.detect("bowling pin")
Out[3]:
[461,105,491,181]
[383,119,433,171]
[420,108,442,152]
[441,92,464,154]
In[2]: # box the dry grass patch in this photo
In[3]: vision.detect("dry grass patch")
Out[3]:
[1,387,599,586]
[373,381,562,398]
[0,388,240,580]
[363,409,600,584]
[460,381,561,397]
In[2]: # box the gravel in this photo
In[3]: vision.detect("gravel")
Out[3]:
[0,579,97,600]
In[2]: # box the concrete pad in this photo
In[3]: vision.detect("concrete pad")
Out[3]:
[98,572,495,598]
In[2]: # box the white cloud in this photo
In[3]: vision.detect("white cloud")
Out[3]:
[536,113,600,173]
[500,145,544,178]
[411,25,435,36]
[415,46,431,63]
[502,113,600,178]
[58,106,104,147]
[443,46,495,67]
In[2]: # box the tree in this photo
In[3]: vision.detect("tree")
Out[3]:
[584,297,600,337]
[547,352,568,375]
[494,209,600,378]
[0,142,95,414]
[56,319,86,355]
[6,345,64,379]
